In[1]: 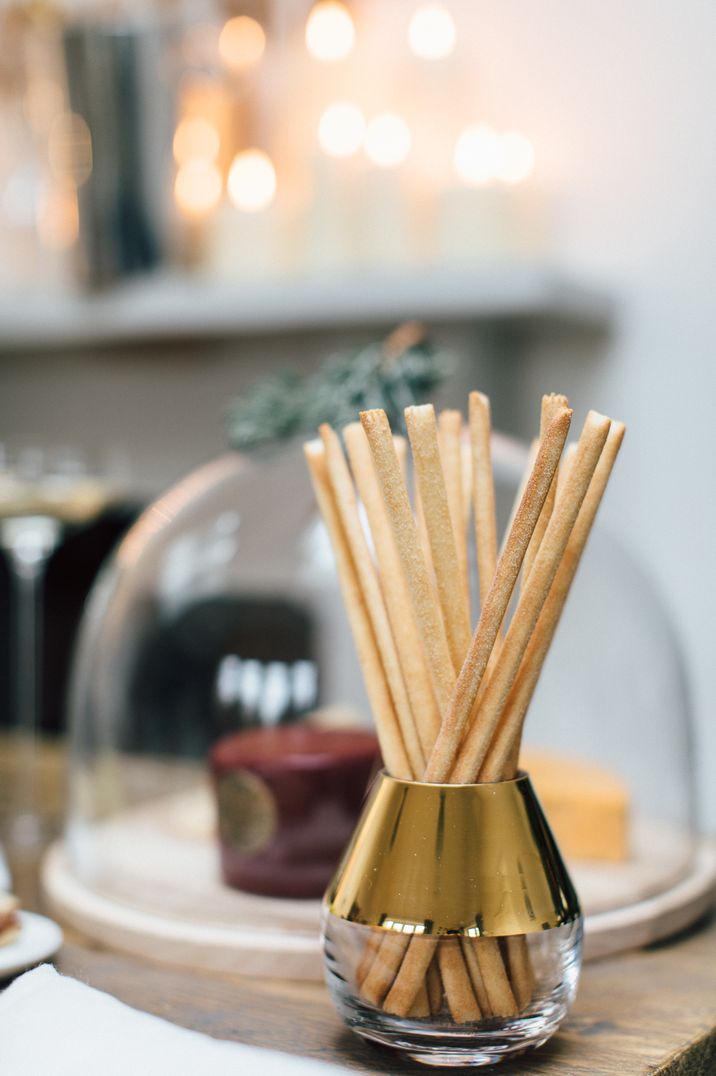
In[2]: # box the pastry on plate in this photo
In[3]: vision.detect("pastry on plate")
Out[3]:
[0,893,20,947]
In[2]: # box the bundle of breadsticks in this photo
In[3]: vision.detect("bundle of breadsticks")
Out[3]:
[304,391,624,1024]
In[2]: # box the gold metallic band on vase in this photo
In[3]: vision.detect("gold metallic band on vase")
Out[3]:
[326,771,581,937]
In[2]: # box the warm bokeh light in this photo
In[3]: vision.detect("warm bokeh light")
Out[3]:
[408,4,456,60]
[228,149,277,211]
[496,132,536,184]
[318,102,366,158]
[305,1,355,62]
[453,124,500,185]
[364,113,411,168]
[36,186,79,250]
[173,117,220,165]
[47,112,93,187]
[218,16,266,73]
[174,159,223,216]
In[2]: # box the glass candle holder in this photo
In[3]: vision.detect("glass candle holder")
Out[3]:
[321,772,583,1068]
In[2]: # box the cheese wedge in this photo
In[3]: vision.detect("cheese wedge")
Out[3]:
[522,749,629,862]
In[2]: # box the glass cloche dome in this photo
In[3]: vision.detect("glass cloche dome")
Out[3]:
[43,425,712,979]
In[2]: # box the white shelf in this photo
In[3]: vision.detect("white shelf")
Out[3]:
[0,265,610,351]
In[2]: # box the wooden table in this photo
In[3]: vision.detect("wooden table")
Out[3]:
[3,738,715,1074]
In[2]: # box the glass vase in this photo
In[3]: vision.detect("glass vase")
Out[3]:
[322,771,583,1068]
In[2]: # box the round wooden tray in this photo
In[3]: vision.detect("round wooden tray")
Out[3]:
[42,787,716,980]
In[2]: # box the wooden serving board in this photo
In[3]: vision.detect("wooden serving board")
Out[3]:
[42,786,716,980]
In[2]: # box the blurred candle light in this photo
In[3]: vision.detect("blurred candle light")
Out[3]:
[228,149,277,211]
[496,131,535,184]
[453,123,500,185]
[305,1,355,62]
[318,102,365,158]
[364,113,411,168]
[408,4,456,60]
[173,117,220,165]
[36,186,79,250]
[218,16,266,73]
[174,159,223,217]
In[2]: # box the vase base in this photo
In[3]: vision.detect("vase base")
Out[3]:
[351,1019,554,1068]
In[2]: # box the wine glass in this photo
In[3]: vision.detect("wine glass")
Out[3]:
[0,443,123,856]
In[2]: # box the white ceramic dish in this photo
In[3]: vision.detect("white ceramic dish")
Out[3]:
[0,911,63,981]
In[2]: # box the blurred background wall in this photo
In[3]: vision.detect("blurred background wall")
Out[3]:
[1,1,714,826]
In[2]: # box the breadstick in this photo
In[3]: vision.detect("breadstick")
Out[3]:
[474,938,518,1017]
[367,411,572,1021]
[522,394,569,583]
[406,405,471,670]
[413,478,434,582]
[469,392,498,607]
[460,938,492,1016]
[423,406,572,782]
[304,442,411,779]
[504,935,535,1010]
[409,982,431,1018]
[501,438,538,557]
[320,425,424,776]
[344,423,441,757]
[359,410,482,1019]
[360,409,455,712]
[426,956,443,1014]
[461,438,473,522]
[556,443,578,498]
[356,931,382,986]
[360,933,411,1006]
[451,411,612,783]
[437,938,483,1023]
[438,409,470,619]
[382,936,439,1016]
[490,444,578,780]
[393,433,408,477]
[480,422,625,782]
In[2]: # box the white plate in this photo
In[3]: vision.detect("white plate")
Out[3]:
[0,912,63,981]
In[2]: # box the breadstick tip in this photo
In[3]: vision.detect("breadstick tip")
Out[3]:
[405,403,435,423]
[360,408,390,433]
[584,410,612,436]
[343,421,362,438]
[609,420,626,444]
[548,406,573,432]
[303,438,324,461]
[319,423,340,452]
[542,392,569,408]
[438,409,462,432]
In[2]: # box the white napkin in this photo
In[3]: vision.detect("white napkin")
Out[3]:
[0,965,351,1075]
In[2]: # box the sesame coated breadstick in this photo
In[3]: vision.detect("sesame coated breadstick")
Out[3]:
[438,409,470,620]
[480,421,625,782]
[344,423,442,757]
[319,424,425,776]
[469,391,498,607]
[423,406,573,782]
[451,411,612,783]
[360,409,456,713]
[406,405,472,670]
[304,441,411,780]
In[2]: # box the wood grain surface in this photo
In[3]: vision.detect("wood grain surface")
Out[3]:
[52,915,716,1075]
[3,737,715,1074]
